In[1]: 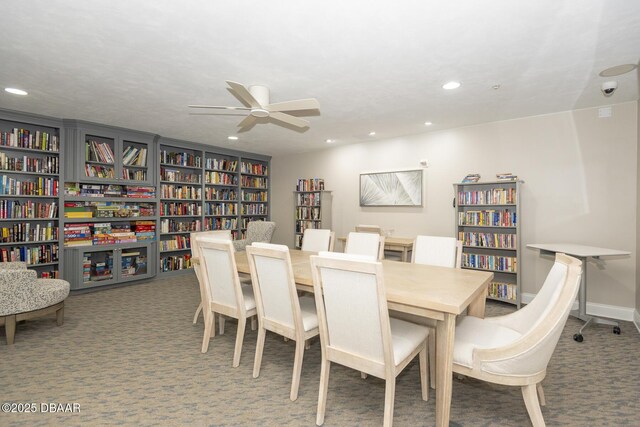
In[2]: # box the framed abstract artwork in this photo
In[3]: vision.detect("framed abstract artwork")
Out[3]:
[359,169,423,207]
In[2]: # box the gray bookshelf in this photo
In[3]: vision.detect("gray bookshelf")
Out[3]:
[454,180,523,307]
[294,182,332,249]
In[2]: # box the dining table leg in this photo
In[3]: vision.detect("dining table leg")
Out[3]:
[467,292,487,318]
[435,313,456,427]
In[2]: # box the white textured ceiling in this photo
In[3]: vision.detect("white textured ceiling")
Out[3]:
[0,0,638,156]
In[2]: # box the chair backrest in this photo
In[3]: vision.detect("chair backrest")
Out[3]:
[310,252,392,366]
[476,253,582,376]
[246,242,301,332]
[195,237,244,312]
[345,232,385,260]
[190,230,232,259]
[355,224,382,234]
[412,235,459,268]
[246,221,276,244]
[301,229,335,252]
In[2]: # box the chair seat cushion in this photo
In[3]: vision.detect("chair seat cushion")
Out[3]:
[241,284,256,311]
[389,317,429,365]
[298,295,319,332]
[453,316,522,368]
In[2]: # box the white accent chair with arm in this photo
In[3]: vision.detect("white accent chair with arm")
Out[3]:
[345,231,385,260]
[452,253,582,426]
[233,221,276,252]
[301,228,335,252]
[246,242,319,401]
[194,237,257,367]
[310,251,429,427]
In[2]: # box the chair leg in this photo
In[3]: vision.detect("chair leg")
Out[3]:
[56,305,65,326]
[522,384,546,427]
[253,326,266,378]
[316,359,331,426]
[193,302,203,325]
[290,339,305,401]
[251,316,257,331]
[5,314,16,345]
[361,372,368,379]
[232,317,247,367]
[537,383,546,406]
[419,345,429,401]
[428,329,436,389]
[201,314,213,353]
[218,315,225,335]
[383,378,396,427]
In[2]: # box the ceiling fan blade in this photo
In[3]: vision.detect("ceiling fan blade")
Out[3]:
[265,98,320,112]
[226,81,261,108]
[269,111,310,128]
[188,105,250,110]
[237,115,258,132]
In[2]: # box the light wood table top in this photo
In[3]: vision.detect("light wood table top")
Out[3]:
[235,249,493,427]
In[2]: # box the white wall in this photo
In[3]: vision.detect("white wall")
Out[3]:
[270,102,638,310]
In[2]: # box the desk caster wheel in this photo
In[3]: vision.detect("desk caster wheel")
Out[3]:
[613,326,621,335]
[573,333,584,342]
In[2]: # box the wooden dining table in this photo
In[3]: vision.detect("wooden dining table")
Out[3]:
[235,249,493,427]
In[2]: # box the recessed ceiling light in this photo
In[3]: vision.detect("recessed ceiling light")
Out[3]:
[492,84,501,90]
[599,64,637,77]
[325,139,335,144]
[424,121,433,126]
[5,88,28,96]
[442,81,461,90]
[228,136,238,140]
[368,131,376,136]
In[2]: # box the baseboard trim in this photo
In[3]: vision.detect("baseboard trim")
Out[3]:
[521,292,635,322]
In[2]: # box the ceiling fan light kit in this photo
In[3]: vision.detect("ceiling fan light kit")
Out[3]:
[189,81,320,132]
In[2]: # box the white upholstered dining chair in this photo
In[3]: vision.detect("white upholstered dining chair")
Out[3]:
[194,237,257,367]
[412,235,462,268]
[310,251,429,427]
[452,253,582,427]
[301,228,335,252]
[191,230,232,324]
[246,242,320,401]
[345,231,385,260]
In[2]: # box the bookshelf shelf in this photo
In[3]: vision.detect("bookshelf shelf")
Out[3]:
[454,180,523,307]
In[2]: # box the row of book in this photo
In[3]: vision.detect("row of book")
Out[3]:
[161,184,202,200]
[457,188,517,205]
[160,202,202,217]
[122,146,148,167]
[205,188,237,201]
[240,161,268,176]
[204,202,236,216]
[85,164,115,178]
[122,169,147,181]
[65,184,156,199]
[205,218,238,232]
[487,281,517,301]
[295,206,321,221]
[241,176,267,189]
[83,254,113,282]
[161,168,201,184]
[160,219,201,234]
[64,221,155,246]
[296,178,325,192]
[0,244,59,264]
[0,175,58,196]
[0,128,59,152]
[296,192,321,206]
[159,235,190,252]
[462,253,517,273]
[160,253,192,272]
[85,140,115,164]
[295,220,320,234]
[64,202,155,219]
[0,200,57,219]
[0,154,59,174]
[242,190,267,202]
[1,222,58,243]
[160,151,201,168]
[242,204,267,215]
[458,231,517,249]
[205,158,237,172]
[241,218,264,229]
[205,171,238,186]
[458,210,517,227]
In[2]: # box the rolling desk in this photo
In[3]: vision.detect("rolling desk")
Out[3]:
[527,243,630,342]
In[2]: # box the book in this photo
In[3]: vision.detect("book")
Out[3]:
[462,174,480,183]
[496,173,518,181]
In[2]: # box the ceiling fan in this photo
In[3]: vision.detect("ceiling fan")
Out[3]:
[188,81,320,132]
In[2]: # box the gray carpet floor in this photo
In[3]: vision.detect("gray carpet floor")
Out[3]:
[1,272,639,426]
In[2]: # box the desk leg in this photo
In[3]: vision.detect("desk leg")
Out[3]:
[435,314,455,427]
[467,293,486,319]
[401,247,409,262]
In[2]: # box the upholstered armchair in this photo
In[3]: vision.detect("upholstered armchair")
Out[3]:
[233,221,276,252]
[0,262,70,345]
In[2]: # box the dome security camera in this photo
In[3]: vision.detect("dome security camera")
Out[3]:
[601,81,618,97]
